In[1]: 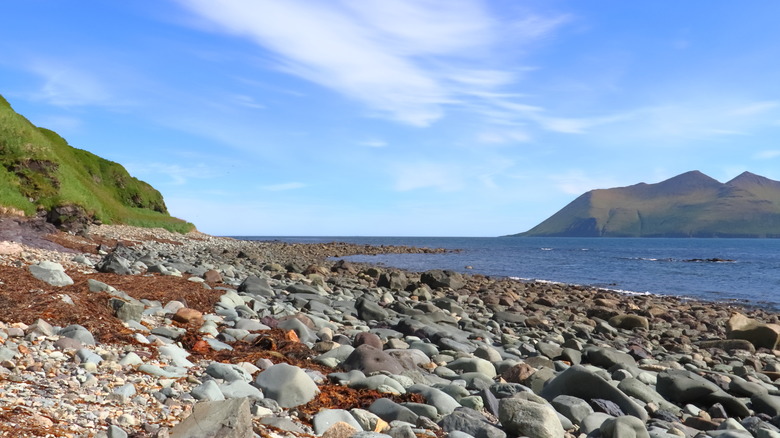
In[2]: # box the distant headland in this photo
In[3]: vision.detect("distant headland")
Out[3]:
[511,170,780,238]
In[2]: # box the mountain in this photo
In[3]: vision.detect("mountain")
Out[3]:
[512,170,780,238]
[0,95,192,233]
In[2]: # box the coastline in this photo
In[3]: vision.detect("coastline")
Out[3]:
[1,222,779,437]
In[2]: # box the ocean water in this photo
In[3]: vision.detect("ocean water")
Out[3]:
[236,236,780,310]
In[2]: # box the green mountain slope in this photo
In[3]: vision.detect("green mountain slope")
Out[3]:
[513,170,780,238]
[0,95,193,233]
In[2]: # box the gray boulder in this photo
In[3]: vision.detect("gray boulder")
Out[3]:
[551,395,594,426]
[421,270,466,290]
[439,407,506,438]
[238,275,274,297]
[169,398,252,438]
[343,344,407,374]
[498,393,564,438]
[601,416,650,438]
[255,363,318,408]
[540,365,648,421]
[96,253,134,275]
[29,261,73,287]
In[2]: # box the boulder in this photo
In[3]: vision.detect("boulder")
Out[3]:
[727,313,780,350]
[498,393,564,438]
[28,261,73,287]
[540,365,647,421]
[600,416,650,438]
[255,363,318,408]
[421,270,466,290]
[96,253,134,275]
[439,407,506,438]
[377,271,409,291]
[608,314,649,330]
[238,275,274,297]
[343,344,407,375]
[169,398,252,438]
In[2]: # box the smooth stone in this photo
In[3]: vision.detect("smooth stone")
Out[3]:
[158,344,194,368]
[438,407,506,438]
[751,393,780,417]
[349,375,406,395]
[540,365,648,421]
[343,344,407,374]
[138,364,187,378]
[203,337,234,351]
[256,363,318,408]
[169,398,252,438]
[498,393,564,438]
[551,395,594,426]
[107,425,128,438]
[29,261,73,287]
[59,325,96,346]
[191,380,226,401]
[314,409,364,435]
[369,398,418,424]
[408,384,461,415]
[727,313,780,350]
[151,326,186,340]
[76,348,103,365]
[580,412,615,435]
[205,362,252,382]
[601,416,650,438]
[218,381,264,401]
[447,357,497,379]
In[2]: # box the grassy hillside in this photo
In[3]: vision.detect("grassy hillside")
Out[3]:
[0,95,193,233]
[514,171,780,238]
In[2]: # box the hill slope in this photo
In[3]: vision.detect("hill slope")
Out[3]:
[513,170,780,237]
[0,95,192,233]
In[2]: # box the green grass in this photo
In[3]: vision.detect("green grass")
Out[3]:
[0,95,194,233]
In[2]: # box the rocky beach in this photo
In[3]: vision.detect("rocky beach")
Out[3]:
[2,218,780,438]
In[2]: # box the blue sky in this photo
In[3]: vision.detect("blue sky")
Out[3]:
[3,1,780,236]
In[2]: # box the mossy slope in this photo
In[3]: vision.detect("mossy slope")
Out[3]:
[514,170,780,238]
[0,95,193,232]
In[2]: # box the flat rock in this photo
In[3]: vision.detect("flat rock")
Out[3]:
[313,409,364,435]
[170,398,252,438]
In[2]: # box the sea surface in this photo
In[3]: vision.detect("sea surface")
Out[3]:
[235,236,780,310]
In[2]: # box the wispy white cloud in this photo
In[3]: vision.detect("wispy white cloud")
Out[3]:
[127,162,216,185]
[729,101,779,116]
[176,0,569,127]
[477,129,531,144]
[549,171,621,195]
[754,150,780,160]
[26,58,116,107]
[260,182,306,191]
[391,161,464,192]
[359,139,387,148]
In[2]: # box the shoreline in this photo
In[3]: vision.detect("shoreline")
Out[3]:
[1,223,780,437]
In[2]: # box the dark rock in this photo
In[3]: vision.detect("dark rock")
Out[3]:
[540,365,648,421]
[343,344,406,374]
[591,399,624,417]
[238,275,275,297]
[439,407,506,438]
[752,394,780,417]
[354,332,383,349]
[356,297,389,321]
[421,270,466,290]
[96,253,134,275]
[369,398,418,424]
[378,271,409,290]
